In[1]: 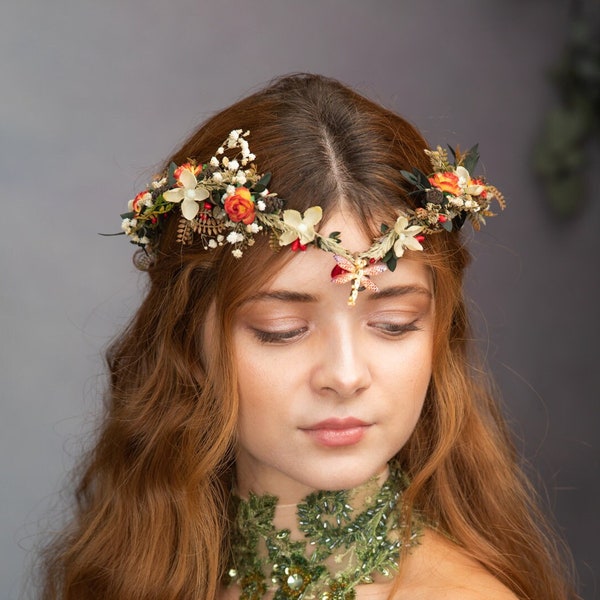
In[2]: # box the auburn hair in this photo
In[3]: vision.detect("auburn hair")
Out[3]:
[39,73,577,599]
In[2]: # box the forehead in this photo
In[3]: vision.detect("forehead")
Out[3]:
[252,212,433,304]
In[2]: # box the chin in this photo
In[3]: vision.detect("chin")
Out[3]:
[300,457,392,492]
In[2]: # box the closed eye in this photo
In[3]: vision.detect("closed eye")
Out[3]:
[251,327,308,344]
[370,319,422,337]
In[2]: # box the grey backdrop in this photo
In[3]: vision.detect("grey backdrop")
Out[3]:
[1,1,598,598]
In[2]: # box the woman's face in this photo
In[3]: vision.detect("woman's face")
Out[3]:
[230,211,434,501]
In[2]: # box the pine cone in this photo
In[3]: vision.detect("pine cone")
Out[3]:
[425,189,444,206]
[262,196,285,212]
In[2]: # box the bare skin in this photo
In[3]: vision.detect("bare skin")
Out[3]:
[390,529,518,600]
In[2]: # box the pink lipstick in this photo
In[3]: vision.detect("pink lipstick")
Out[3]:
[302,417,370,447]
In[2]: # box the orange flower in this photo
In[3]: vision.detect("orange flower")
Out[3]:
[429,172,461,196]
[131,191,151,213]
[224,187,255,224]
[174,162,201,181]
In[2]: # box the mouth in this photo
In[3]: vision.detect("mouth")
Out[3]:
[302,417,371,447]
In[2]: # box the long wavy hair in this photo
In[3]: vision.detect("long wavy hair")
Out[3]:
[39,73,577,599]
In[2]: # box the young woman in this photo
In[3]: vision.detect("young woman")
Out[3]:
[40,73,577,599]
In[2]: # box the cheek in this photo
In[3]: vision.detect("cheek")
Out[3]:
[385,334,433,421]
[234,346,292,433]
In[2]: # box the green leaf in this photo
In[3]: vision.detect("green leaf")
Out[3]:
[462,144,480,173]
[167,162,177,187]
[257,172,272,187]
[400,169,419,187]
[383,249,397,272]
[452,213,466,230]
[415,168,431,189]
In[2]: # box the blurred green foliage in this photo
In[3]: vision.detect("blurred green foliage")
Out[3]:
[533,0,600,218]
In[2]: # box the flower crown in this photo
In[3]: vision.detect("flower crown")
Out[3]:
[119,130,505,304]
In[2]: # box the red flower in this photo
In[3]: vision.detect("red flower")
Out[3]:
[224,187,255,224]
[291,238,308,251]
[331,263,349,278]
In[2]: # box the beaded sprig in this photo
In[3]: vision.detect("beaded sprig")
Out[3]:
[225,464,420,600]
[117,130,504,304]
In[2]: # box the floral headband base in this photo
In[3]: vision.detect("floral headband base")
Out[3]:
[118,130,505,304]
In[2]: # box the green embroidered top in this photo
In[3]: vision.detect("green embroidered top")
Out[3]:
[225,463,421,600]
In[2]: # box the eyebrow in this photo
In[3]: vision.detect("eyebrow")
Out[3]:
[366,284,433,301]
[243,284,431,305]
[243,290,319,304]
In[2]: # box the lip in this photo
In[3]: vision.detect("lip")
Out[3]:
[302,417,371,447]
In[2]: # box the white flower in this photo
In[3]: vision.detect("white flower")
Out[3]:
[216,146,224,155]
[248,153,256,161]
[208,239,218,248]
[210,156,219,167]
[163,169,209,220]
[235,173,247,185]
[228,159,239,172]
[455,166,470,189]
[257,200,266,211]
[465,182,485,196]
[279,206,323,246]
[392,216,424,257]
[212,171,223,183]
[226,231,244,244]
[139,236,150,245]
[121,218,136,233]
[464,199,480,210]
[260,189,269,197]
[217,234,225,242]
[226,185,236,194]
[449,196,465,207]
[151,177,167,189]
[247,223,260,233]
[232,248,243,258]
[228,129,240,143]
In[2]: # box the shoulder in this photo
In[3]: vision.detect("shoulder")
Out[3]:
[394,528,518,600]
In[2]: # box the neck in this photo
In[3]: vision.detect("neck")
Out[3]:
[226,461,421,599]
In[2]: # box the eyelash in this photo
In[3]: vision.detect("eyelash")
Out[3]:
[252,327,308,344]
[251,319,421,344]
[370,319,422,337]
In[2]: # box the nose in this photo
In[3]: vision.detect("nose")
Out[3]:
[310,322,372,399]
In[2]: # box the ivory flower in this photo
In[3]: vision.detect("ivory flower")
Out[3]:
[163,169,209,220]
[279,207,323,246]
[393,216,424,257]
